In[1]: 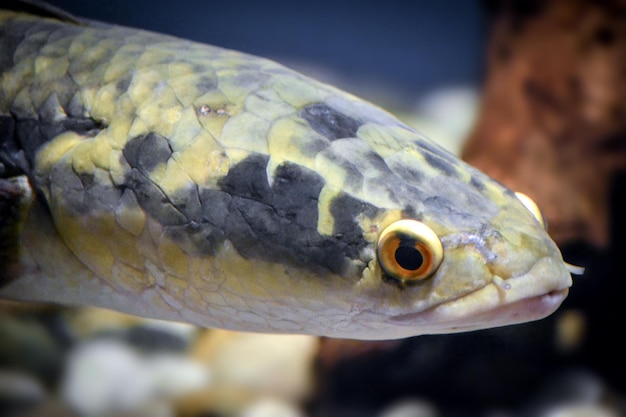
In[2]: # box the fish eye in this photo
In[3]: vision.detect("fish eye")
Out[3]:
[515,192,547,230]
[377,219,443,282]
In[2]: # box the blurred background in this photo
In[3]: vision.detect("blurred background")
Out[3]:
[2,0,625,416]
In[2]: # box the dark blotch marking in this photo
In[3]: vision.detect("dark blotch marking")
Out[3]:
[38,94,64,120]
[423,195,473,224]
[482,174,516,198]
[415,139,459,165]
[387,159,424,186]
[401,206,422,221]
[269,162,325,229]
[123,169,187,226]
[470,175,486,191]
[48,164,123,216]
[76,173,123,213]
[218,154,273,201]
[318,147,364,191]
[217,154,355,274]
[120,150,377,277]
[116,77,131,93]
[395,165,423,184]
[300,103,362,141]
[123,133,173,175]
[329,194,379,259]
[504,187,517,198]
[300,135,330,157]
[195,75,217,93]
[65,94,85,118]
[364,149,393,174]
[231,70,270,90]
[172,189,232,255]
[122,135,201,228]
[2,114,105,175]
[423,152,458,178]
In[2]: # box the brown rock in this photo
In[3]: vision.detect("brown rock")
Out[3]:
[462,0,626,246]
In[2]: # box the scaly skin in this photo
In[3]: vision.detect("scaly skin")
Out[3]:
[0,7,572,339]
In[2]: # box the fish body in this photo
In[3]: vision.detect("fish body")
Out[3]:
[0,1,572,339]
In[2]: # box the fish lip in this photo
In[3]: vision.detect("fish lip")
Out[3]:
[431,288,569,333]
[388,256,572,334]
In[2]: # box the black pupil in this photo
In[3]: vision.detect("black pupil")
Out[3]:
[394,245,424,271]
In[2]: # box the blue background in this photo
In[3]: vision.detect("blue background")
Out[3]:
[45,0,486,107]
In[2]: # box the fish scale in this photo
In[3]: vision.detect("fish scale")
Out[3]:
[0,1,573,339]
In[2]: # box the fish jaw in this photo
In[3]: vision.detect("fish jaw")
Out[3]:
[389,256,572,336]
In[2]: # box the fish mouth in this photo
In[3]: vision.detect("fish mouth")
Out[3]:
[390,256,572,334]
[417,288,570,334]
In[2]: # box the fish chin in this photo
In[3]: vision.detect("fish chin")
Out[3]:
[390,256,572,335]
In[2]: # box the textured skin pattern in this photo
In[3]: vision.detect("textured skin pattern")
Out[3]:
[0,8,572,339]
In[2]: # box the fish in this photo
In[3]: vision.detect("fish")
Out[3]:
[0,0,578,339]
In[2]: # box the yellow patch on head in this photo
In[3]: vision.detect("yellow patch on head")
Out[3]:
[128,69,162,108]
[159,157,193,194]
[272,78,331,108]
[127,117,149,139]
[106,117,134,150]
[169,73,215,107]
[92,82,119,121]
[267,118,321,170]
[316,185,341,236]
[217,112,270,154]
[104,54,137,84]
[193,92,234,139]
[314,153,350,192]
[109,150,130,186]
[168,107,204,151]
[88,136,114,171]
[174,132,229,187]
[35,131,84,177]
[135,91,183,136]
[167,62,196,79]
[146,160,167,184]
[35,55,70,82]
[360,209,404,244]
